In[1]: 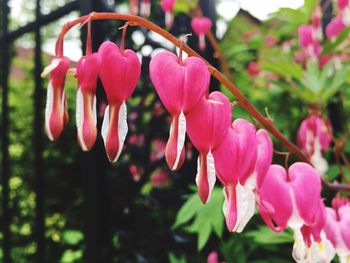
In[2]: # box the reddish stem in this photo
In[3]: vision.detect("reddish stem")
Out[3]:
[54,12,350,193]
[86,20,92,55]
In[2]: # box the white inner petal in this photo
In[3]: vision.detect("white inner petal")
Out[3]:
[233,183,255,233]
[101,105,110,148]
[93,95,97,124]
[222,187,229,218]
[45,81,54,141]
[292,228,308,262]
[172,111,186,170]
[310,139,328,176]
[343,7,350,26]
[76,89,87,151]
[206,151,216,203]
[113,101,128,163]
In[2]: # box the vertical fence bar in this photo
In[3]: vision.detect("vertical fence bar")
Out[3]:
[1,0,11,262]
[34,0,45,262]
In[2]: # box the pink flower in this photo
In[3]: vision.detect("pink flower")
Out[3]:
[191,17,212,50]
[247,61,260,77]
[151,168,171,187]
[140,0,151,17]
[324,199,350,262]
[207,251,219,263]
[129,0,139,15]
[75,53,100,151]
[99,41,141,162]
[213,119,258,232]
[299,202,335,262]
[265,35,277,46]
[326,16,346,40]
[150,51,209,171]
[298,25,321,59]
[186,91,231,204]
[338,0,350,26]
[258,163,322,261]
[297,115,332,176]
[42,57,70,141]
[150,139,166,161]
[160,0,176,28]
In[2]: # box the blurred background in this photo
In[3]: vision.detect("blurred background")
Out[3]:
[1,0,349,262]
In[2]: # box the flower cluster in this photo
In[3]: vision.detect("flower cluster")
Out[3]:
[42,11,350,263]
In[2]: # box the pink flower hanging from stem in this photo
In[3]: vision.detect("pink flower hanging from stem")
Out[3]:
[191,17,212,51]
[186,91,232,204]
[42,56,70,141]
[140,0,151,17]
[99,24,141,162]
[75,20,101,151]
[213,119,258,232]
[129,0,139,15]
[150,48,209,171]
[160,0,176,28]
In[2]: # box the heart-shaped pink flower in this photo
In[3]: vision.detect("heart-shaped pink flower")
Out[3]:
[160,0,176,28]
[150,51,209,170]
[99,41,141,162]
[186,91,231,204]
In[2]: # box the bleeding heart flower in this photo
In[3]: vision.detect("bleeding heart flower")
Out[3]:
[213,119,258,232]
[326,16,346,40]
[42,57,70,141]
[207,251,219,263]
[258,163,322,262]
[99,41,141,162]
[75,53,100,151]
[150,51,209,171]
[298,25,321,59]
[191,17,212,51]
[186,91,231,204]
[338,0,350,26]
[160,0,176,28]
[297,114,332,176]
[299,202,335,263]
[324,200,350,263]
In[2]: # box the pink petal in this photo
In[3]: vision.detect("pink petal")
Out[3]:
[186,91,231,153]
[99,41,140,103]
[150,51,209,115]
[258,165,293,232]
[289,162,322,226]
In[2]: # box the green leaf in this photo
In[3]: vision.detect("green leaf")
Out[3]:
[173,188,224,250]
[245,226,294,244]
[62,230,83,245]
[168,253,187,263]
[60,249,83,263]
[173,194,201,229]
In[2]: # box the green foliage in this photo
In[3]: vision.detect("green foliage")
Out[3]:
[245,226,294,245]
[62,230,84,245]
[173,188,224,250]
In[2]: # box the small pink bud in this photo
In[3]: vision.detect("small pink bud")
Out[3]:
[247,61,260,77]
[191,17,212,51]
[161,0,176,28]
